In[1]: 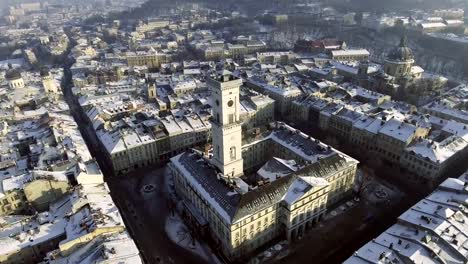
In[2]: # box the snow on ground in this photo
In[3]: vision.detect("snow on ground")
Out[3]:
[163,167,222,264]
[323,199,358,221]
[361,179,401,205]
[165,212,219,263]
[249,240,290,264]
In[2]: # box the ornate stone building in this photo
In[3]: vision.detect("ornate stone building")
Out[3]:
[169,71,359,261]
[384,37,415,78]
[363,37,426,99]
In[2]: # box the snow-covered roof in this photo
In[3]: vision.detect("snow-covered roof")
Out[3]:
[378,119,416,143]
[410,65,425,74]
[331,49,370,57]
[49,231,141,264]
[282,176,329,206]
[0,179,136,261]
[98,130,127,154]
[257,157,298,182]
[419,22,447,29]
[249,78,303,97]
[2,173,32,192]
[444,19,464,25]
[422,101,468,124]
[344,171,468,264]
[406,137,468,163]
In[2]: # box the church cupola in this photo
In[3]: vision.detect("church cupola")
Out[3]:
[5,63,24,89]
[40,67,58,93]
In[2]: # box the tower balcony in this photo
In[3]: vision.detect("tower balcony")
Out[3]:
[207,71,243,92]
[210,118,242,131]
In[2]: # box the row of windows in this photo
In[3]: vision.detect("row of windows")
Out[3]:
[333,55,369,60]
[175,171,230,236]
[291,206,323,226]
[292,200,325,220]
[404,154,436,170]
[291,189,327,211]
[233,229,276,249]
[112,132,207,159]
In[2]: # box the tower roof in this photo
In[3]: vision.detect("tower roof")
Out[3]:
[40,67,50,77]
[5,64,22,80]
[210,70,238,82]
[387,36,414,62]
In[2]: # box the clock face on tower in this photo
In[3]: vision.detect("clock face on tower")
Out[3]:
[227,100,234,107]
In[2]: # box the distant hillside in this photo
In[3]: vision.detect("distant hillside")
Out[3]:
[328,0,460,13]
[108,0,295,19]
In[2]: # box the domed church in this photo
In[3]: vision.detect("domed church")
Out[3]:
[366,36,426,98]
[384,36,415,78]
[5,64,25,89]
[357,36,444,103]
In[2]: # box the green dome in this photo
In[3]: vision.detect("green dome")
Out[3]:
[5,68,22,80]
[387,37,414,62]
[40,67,50,77]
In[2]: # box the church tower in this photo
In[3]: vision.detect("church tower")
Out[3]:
[147,81,157,101]
[209,71,244,178]
[40,68,58,93]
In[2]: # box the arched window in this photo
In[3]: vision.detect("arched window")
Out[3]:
[230,146,236,161]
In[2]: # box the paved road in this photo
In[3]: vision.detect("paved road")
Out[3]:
[107,166,208,264]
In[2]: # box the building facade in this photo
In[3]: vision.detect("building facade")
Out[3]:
[126,51,171,69]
